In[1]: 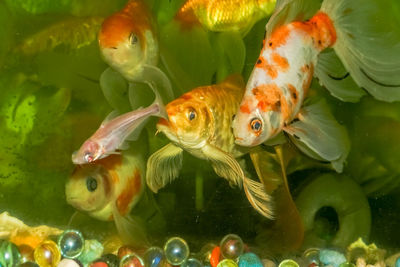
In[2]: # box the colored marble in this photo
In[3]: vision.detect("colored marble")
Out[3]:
[197,243,216,265]
[117,246,136,260]
[217,259,238,267]
[277,260,299,267]
[396,257,400,267]
[143,247,165,267]
[77,240,103,267]
[100,254,119,267]
[182,258,203,267]
[57,258,81,267]
[238,253,263,267]
[34,240,61,267]
[19,244,34,263]
[302,248,320,266]
[89,261,108,267]
[210,246,221,267]
[58,230,84,259]
[20,262,40,267]
[338,262,355,267]
[319,250,346,267]
[261,259,276,267]
[220,234,244,260]
[0,239,22,267]
[164,237,189,266]
[120,253,144,267]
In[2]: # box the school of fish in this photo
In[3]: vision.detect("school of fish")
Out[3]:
[68,0,400,248]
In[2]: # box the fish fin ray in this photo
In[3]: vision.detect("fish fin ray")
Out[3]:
[315,49,366,102]
[283,99,350,172]
[146,143,183,193]
[142,64,174,102]
[243,177,274,219]
[101,110,120,127]
[201,144,243,188]
[100,68,131,113]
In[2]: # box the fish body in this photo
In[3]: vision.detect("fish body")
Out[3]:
[66,151,144,221]
[99,0,157,81]
[147,75,274,218]
[233,12,333,146]
[176,0,276,33]
[72,91,165,165]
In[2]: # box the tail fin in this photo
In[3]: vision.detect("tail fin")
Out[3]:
[149,83,168,119]
[321,0,400,102]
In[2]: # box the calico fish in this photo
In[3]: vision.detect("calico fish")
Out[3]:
[146,75,274,219]
[99,0,173,101]
[66,149,150,246]
[176,0,276,34]
[233,0,400,171]
[72,90,165,165]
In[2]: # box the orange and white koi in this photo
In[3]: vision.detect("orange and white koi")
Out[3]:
[146,75,274,219]
[66,149,150,246]
[233,0,400,171]
[99,0,173,100]
[72,91,165,165]
[176,0,276,34]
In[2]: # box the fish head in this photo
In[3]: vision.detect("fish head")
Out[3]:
[66,163,112,215]
[99,14,145,76]
[157,93,210,148]
[232,95,276,147]
[72,140,103,164]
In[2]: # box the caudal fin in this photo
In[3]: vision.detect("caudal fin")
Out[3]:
[321,0,400,102]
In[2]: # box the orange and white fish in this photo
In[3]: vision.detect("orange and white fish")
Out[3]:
[66,148,151,246]
[99,0,173,101]
[233,0,400,171]
[71,91,165,165]
[146,75,274,219]
[176,0,276,34]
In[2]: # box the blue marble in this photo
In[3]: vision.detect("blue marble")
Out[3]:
[395,256,400,267]
[319,249,346,267]
[238,253,263,267]
[143,247,164,267]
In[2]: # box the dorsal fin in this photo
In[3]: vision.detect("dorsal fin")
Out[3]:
[265,0,321,39]
[222,73,245,89]
[101,110,120,126]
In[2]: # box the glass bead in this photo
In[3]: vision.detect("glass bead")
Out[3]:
[120,253,144,267]
[89,261,109,267]
[0,239,22,267]
[34,240,61,267]
[302,248,320,266]
[278,259,299,267]
[219,234,244,260]
[77,240,103,267]
[58,258,81,267]
[182,258,203,267]
[100,254,119,267]
[197,243,216,265]
[238,253,263,267]
[19,244,34,263]
[19,262,39,267]
[396,257,400,267]
[338,262,355,267]
[117,246,136,260]
[217,259,238,267]
[164,237,190,266]
[143,247,165,267]
[58,230,84,259]
[210,246,221,267]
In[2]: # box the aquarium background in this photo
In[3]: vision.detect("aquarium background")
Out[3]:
[0,0,400,255]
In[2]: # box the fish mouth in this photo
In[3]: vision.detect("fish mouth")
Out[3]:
[156,120,180,144]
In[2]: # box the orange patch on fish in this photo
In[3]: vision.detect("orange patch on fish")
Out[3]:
[302,63,314,94]
[267,25,291,49]
[99,0,152,49]
[256,58,278,79]
[252,84,291,121]
[158,118,169,127]
[240,100,251,114]
[116,169,142,215]
[271,52,289,71]
[310,12,337,48]
[287,84,298,105]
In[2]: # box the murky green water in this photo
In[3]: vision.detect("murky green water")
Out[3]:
[0,0,399,255]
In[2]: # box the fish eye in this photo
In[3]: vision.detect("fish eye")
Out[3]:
[86,177,97,192]
[84,152,93,163]
[187,109,196,121]
[250,118,262,132]
[129,33,138,45]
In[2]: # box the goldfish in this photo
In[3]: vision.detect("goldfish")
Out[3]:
[176,0,276,34]
[99,0,173,102]
[72,91,166,165]
[66,148,161,246]
[233,0,400,171]
[146,75,274,219]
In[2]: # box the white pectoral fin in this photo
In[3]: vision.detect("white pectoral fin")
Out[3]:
[201,144,244,187]
[146,143,183,193]
[283,99,350,172]
[112,206,149,247]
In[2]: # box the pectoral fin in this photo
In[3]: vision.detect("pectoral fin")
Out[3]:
[283,99,350,172]
[100,68,131,113]
[201,144,244,187]
[142,64,174,102]
[146,143,183,193]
